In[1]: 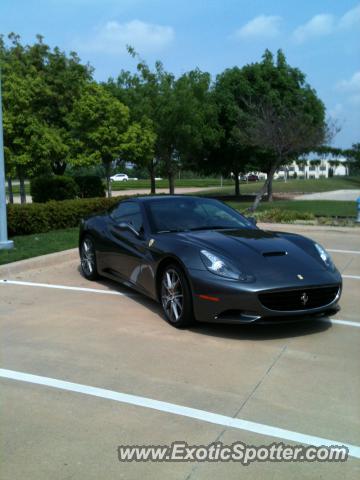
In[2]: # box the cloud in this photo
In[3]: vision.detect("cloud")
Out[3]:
[293,4,360,43]
[339,3,360,29]
[337,71,360,104]
[80,20,174,54]
[234,15,282,39]
[293,14,335,43]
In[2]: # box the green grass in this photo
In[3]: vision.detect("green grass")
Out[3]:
[202,176,360,196]
[106,176,360,193]
[0,228,78,265]
[111,178,232,190]
[226,200,355,217]
[7,176,360,196]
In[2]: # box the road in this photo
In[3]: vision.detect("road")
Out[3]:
[0,224,359,479]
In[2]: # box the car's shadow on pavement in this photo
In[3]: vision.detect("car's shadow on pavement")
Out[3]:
[78,267,332,341]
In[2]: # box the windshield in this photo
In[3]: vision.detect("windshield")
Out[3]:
[145,197,254,233]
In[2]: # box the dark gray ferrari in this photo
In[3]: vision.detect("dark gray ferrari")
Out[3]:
[79,195,342,328]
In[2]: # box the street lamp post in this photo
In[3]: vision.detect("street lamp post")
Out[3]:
[0,67,14,249]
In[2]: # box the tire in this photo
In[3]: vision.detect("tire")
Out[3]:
[160,264,194,328]
[80,235,99,280]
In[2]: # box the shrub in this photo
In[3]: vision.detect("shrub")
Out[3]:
[74,175,105,198]
[30,175,79,203]
[7,196,131,236]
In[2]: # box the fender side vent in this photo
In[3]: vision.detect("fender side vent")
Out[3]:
[262,251,287,257]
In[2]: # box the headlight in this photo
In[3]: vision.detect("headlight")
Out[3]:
[200,249,254,281]
[314,243,334,270]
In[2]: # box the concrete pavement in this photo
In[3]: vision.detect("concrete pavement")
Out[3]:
[294,189,360,201]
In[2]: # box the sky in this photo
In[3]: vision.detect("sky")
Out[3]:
[1,0,359,148]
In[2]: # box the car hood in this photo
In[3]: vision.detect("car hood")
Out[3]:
[176,228,329,280]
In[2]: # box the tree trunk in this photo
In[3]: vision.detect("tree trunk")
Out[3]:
[19,176,26,204]
[105,162,112,197]
[52,161,67,175]
[168,171,175,195]
[234,170,240,197]
[267,174,274,202]
[249,165,277,212]
[7,177,14,204]
[165,153,175,194]
[149,160,156,194]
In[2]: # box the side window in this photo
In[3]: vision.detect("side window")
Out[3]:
[110,202,143,232]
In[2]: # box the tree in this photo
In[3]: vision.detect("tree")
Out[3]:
[210,67,255,196]
[108,49,219,194]
[118,119,157,176]
[69,82,149,197]
[23,35,93,175]
[1,33,93,204]
[233,50,327,210]
[1,39,51,202]
[107,59,163,194]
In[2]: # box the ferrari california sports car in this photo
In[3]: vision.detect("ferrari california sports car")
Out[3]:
[79,195,342,328]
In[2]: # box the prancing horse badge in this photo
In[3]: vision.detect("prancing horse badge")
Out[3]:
[297,274,304,280]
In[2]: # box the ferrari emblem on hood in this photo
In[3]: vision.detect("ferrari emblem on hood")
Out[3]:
[297,274,304,280]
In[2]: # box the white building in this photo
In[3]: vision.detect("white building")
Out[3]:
[274,155,348,180]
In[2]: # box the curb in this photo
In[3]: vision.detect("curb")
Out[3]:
[0,248,78,277]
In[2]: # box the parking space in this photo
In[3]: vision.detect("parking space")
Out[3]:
[1,224,359,479]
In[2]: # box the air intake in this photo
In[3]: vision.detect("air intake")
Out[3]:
[262,251,287,257]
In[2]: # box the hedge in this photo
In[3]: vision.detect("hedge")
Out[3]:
[7,196,133,236]
[74,175,106,198]
[30,175,79,202]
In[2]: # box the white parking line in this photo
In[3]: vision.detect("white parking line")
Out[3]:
[342,275,360,280]
[0,279,134,297]
[0,368,359,459]
[327,319,360,328]
[328,249,360,255]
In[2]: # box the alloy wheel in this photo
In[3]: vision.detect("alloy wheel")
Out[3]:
[81,238,95,277]
[161,268,184,323]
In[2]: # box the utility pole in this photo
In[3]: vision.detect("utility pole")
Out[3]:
[0,67,13,249]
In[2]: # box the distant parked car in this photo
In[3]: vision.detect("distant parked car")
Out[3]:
[247,174,259,182]
[110,173,129,182]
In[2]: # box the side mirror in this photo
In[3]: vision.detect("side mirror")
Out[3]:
[247,217,257,226]
[118,222,141,237]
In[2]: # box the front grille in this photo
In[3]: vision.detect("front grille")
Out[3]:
[258,285,340,311]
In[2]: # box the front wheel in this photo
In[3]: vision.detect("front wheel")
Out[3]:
[80,235,99,280]
[160,265,194,328]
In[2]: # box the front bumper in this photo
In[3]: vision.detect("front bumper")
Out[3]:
[188,268,342,324]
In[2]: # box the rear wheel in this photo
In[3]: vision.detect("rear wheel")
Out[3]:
[80,235,98,280]
[160,265,194,328]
